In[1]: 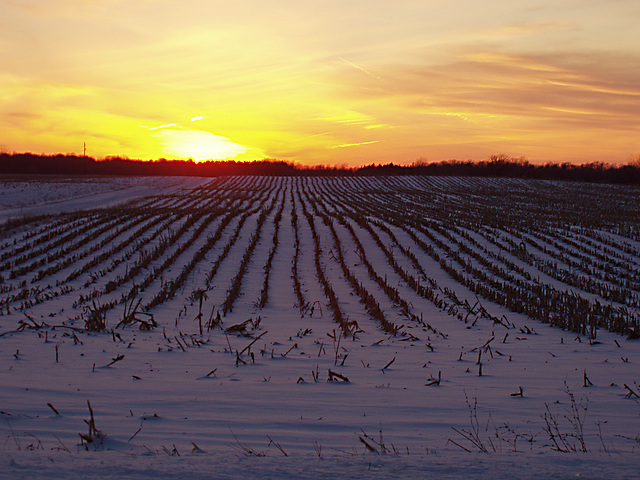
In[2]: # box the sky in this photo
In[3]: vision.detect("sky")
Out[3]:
[1,0,639,166]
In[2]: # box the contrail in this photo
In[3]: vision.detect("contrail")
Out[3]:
[337,56,383,82]
[330,140,380,149]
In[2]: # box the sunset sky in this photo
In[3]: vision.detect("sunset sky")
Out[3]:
[1,1,639,166]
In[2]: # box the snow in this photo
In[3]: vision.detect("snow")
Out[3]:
[0,175,639,479]
[3,451,640,480]
[0,176,210,224]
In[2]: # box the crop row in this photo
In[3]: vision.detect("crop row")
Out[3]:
[0,176,638,339]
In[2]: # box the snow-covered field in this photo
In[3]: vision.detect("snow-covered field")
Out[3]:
[0,176,210,224]
[1,175,639,479]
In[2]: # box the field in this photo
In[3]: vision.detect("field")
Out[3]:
[1,175,639,479]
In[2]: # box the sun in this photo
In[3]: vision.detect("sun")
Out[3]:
[152,126,249,162]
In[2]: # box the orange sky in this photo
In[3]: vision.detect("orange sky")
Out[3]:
[1,1,639,166]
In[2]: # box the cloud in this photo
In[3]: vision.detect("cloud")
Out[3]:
[335,47,640,131]
[148,123,177,131]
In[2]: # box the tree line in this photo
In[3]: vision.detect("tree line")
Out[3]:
[1,152,639,184]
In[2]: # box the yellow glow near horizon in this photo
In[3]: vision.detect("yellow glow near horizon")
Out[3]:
[151,126,248,162]
[1,1,639,166]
